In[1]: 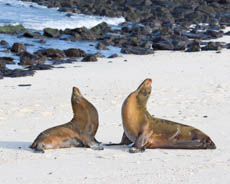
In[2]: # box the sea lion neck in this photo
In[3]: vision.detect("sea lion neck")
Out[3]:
[71,87,86,119]
[71,96,88,120]
[136,94,148,109]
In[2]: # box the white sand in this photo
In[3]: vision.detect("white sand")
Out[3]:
[0,51,230,184]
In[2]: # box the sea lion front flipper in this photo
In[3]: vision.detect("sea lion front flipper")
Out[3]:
[89,142,104,150]
[129,132,149,153]
[88,138,104,150]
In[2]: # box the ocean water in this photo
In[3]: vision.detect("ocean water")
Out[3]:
[0,0,125,70]
[0,0,125,30]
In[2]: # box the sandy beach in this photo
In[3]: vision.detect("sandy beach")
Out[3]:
[0,51,230,184]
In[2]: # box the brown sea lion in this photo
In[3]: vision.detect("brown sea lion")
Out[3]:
[30,87,103,153]
[120,78,216,153]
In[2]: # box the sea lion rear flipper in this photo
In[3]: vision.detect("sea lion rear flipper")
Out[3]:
[30,133,45,153]
[31,142,45,153]
[104,132,133,146]
[151,136,216,149]
[33,147,45,153]
[171,138,216,149]
[169,140,203,149]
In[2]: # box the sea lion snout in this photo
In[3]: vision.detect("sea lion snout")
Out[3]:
[143,78,152,86]
[72,87,82,96]
[137,78,152,94]
[143,79,152,93]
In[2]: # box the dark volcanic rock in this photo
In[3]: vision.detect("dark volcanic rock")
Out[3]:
[205,30,224,38]
[21,0,230,28]
[17,0,230,57]
[96,42,108,50]
[26,64,53,70]
[19,52,46,66]
[82,54,98,62]
[44,28,60,38]
[23,31,42,38]
[121,47,154,55]
[35,48,66,59]
[152,41,174,50]
[172,39,188,51]
[94,53,104,58]
[39,39,46,44]
[0,71,3,79]
[186,40,201,52]
[91,22,111,34]
[0,62,6,69]
[52,59,72,65]
[182,32,206,40]
[0,57,14,64]
[152,36,174,50]
[11,43,26,54]
[0,40,9,48]
[2,69,35,78]
[64,48,86,57]
[201,42,223,51]
[141,41,152,49]
[108,53,119,58]
[63,27,99,40]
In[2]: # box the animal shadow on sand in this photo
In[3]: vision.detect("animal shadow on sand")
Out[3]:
[0,141,131,153]
[0,141,32,151]
[103,144,131,153]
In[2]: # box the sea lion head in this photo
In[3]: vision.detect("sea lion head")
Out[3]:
[72,87,82,97]
[135,78,152,106]
[71,87,85,116]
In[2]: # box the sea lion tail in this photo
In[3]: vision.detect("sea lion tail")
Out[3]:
[190,129,216,149]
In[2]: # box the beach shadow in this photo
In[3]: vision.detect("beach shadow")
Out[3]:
[0,141,132,153]
[103,144,130,152]
[0,141,32,151]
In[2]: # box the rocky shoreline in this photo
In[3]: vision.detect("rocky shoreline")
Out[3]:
[1,0,230,79]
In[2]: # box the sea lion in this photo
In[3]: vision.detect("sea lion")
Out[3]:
[30,87,103,153]
[120,78,216,153]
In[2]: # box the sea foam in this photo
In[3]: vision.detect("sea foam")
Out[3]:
[0,0,125,30]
